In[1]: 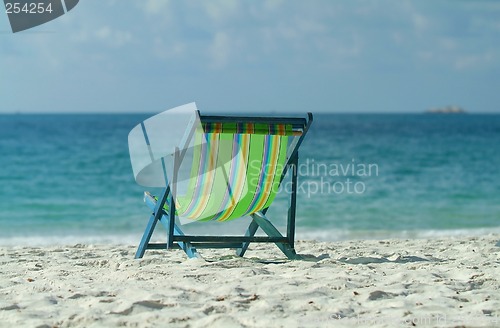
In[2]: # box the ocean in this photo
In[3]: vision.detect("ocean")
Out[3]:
[1,113,499,245]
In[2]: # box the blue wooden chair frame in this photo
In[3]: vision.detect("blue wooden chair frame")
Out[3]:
[134,112,313,260]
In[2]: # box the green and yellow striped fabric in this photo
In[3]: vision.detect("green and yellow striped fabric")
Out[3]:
[167,123,293,222]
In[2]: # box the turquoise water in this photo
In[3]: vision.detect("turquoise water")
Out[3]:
[1,113,499,245]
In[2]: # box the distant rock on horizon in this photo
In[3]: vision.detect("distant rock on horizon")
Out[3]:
[425,106,466,114]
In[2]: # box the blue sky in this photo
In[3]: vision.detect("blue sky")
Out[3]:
[1,0,500,113]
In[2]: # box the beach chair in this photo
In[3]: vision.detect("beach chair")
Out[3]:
[129,106,313,259]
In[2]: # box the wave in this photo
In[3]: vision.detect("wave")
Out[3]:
[2,226,500,247]
[297,226,500,242]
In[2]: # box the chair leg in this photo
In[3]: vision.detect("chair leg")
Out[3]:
[167,193,176,249]
[158,214,200,259]
[287,152,299,250]
[236,219,259,257]
[251,212,301,260]
[135,187,170,259]
[135,213,159,259]
[179,241,200,259]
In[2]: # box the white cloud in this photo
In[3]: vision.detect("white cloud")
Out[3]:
[144,0,171,15]
[95,26,133,47]
[412,12,430,35]
[263,0,284,12]
[153,37,185,59]
[209,31,232,68]
[200,0,240,23]
[96,26,111,39]
[454,52,494,70]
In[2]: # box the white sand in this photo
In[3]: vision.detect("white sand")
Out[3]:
[0,235,499,327]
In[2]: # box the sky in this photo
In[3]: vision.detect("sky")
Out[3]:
[1,0,500,114]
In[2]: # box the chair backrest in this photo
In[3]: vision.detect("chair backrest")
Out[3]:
[170,113,312,222]
[128,105,312,223]
[174,121,301,222]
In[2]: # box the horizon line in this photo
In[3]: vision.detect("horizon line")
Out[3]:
[1,111,500,115]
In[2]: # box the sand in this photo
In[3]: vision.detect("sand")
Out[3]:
[0,234,499,328]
